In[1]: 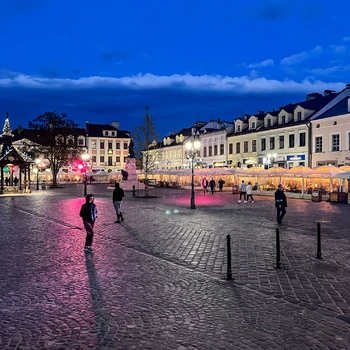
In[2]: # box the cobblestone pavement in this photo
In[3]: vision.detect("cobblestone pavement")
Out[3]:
[1,184,350,349]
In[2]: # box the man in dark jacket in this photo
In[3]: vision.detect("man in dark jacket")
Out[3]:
[275,184,287,224]
[113,182,125,223]
[209,178,216,194]
[80,194,98,252]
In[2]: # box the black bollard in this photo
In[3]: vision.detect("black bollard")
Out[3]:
[226,234,233,280]
[316,222,322,259]
[275,228,282,269]
[132,185,136,197]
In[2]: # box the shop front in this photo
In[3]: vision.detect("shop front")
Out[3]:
[286,154,306,169]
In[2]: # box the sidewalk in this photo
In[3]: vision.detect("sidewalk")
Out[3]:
[0,185,349,349]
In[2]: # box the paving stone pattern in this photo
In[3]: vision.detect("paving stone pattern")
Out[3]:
[0,184,350,349]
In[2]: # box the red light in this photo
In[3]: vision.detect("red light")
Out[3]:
[78,164,84,170]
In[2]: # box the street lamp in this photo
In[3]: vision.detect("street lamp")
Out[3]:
[267,153,277,168]
[186,137,201,209]
[81,153,90,196]
[35,159,40,190]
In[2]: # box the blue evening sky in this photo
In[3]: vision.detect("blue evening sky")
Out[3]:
[0,0,349,137]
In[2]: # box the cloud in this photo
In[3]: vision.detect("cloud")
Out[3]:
[100,51,130,62]
[255,0,290,20]
[328,45,348,54]
[308,66,342,77]
[0,71,347,136]
[280,46,322,65]
[342,36,350,42]
[142,54,151,60]
[247,59,274,68]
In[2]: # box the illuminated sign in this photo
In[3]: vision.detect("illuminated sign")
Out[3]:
[287,155,305,161]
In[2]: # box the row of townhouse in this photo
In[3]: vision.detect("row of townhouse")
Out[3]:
[10,121,132,172]
[149,85,350,170]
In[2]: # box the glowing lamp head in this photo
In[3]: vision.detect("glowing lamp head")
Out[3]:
[194,140,201,149]
[81,153,90,161]
[273,153,277,158]
[78,164,84,170]
[186,142,193,150]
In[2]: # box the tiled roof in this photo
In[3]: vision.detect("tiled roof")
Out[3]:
[86,124,131,138]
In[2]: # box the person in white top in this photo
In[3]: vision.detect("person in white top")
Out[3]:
[246,182,254,203]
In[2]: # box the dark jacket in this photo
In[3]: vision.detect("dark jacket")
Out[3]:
[113,183,125,202]
[275,189,287,208]
[218,179,225,188]
[209,179,215,188]
[80,194,98,222]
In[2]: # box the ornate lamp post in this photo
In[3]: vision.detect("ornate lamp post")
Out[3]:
[186,137,201,209]
[35,159,40,190]
[81,153,90,196]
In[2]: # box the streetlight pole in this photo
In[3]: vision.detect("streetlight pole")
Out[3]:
[186,135,201,210]
[81,153,90,196]
[35,159,40,190]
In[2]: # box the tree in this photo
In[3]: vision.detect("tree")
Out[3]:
[133,106,159,196]
[22,111,84,188]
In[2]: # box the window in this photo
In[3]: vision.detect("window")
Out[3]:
[332,134,340,151]
[116,142,120,149]
[108,156,113,166]
[108,142,113,149]
[244,141,248,153]
[112,131,115,136]
[104,131,108,136]
[267,119,271,128]
[124,143,128,150]
[116,156,120,163]
[251,122,256,129]
[261,138,266,151]
[281,115,285,124]
[270,137,275,150]
[209,146,212,156]
[204,147,207,157]
[67,138,74,146]
[92,156,96,162]
[100,141,105,149]
[289,134,295,148]
[297,111,302,121]
[220,144,224,155]
[299,133,306,147]
[237,125,241,132]
[214,145,218,156]
[236,142,240,154]
[315,136,323,153]
[279,135,284,149]
[252,140,256,152]
[78,138,84,146]
[229,143,233,154]
[92,141,97,149]
[100,156,105,163]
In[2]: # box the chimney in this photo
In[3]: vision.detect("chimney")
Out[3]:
[257,110,264,115]
[18,124,23,134]
[111,122,120,129]
[346,84,350,89]
[324,89,335,96]
[306,92,322,101]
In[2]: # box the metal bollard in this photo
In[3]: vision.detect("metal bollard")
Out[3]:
[316,222,322,259]
[132,185,136,196]
[275,228,282,269]
[226,234,233,280]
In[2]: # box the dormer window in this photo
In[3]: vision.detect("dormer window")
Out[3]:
[297,112,302,121]
[104,131,108,136]
[267,119,271,128]
[281,116,285,124]
[111,131,115,136]
[237,125,241,132]
[251,122,256,129]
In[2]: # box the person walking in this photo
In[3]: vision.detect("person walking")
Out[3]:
[113,182,125,223]
[275,184,287,224]
[202,177,209,194]
[13,177,19,187]
[218,178,225,194]
[209,177,216,194]
[80,194,98,252]
[5,177,9,186]
[238,180,247,203]
[246,182,254,203]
